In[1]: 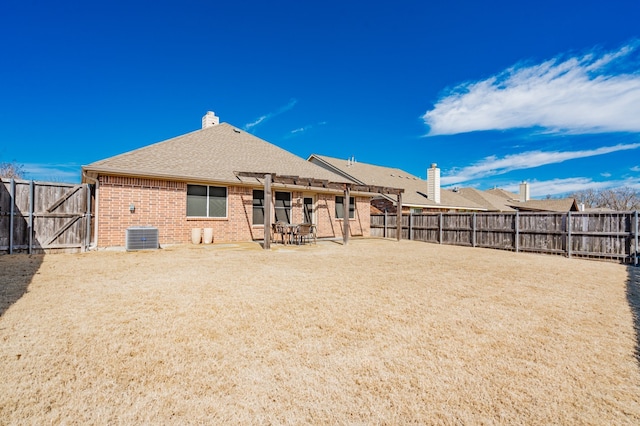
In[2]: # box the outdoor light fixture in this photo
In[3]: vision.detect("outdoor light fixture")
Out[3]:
[129,203,135,213]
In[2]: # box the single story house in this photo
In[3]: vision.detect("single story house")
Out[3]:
[308,155,487,213]
[308,156,579,213]
[82,112,381,248]
[464,183,579,212]
[455,187,518,212]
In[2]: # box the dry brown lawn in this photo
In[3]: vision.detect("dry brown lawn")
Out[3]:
[1,239,639,424]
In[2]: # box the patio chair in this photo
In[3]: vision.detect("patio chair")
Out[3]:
[296,223,316,245]
[273,221,287,244]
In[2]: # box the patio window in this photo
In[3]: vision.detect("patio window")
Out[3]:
[274,191,291,223]
[186,185,227,217]
[252,190,264,225]
[335,196,355,219]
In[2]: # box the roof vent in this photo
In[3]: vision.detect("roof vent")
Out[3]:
[202,111,219,128]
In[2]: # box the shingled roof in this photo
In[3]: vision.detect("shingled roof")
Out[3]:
[486,188,520,200]
[456,187,517,212]
[508,198,580,212]
[83,123,349,185]
[309,155,486,211]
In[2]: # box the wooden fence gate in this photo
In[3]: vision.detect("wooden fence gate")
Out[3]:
[1,178,93,254]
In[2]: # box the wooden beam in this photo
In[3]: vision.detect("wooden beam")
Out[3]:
[85,184,92,252]
[46,184,82,213]
[263,174,272,250]
[515,211,520,253]
[396,192,402,241]
[343,187,350,245]
[567,212,572,258]
[235,171,275,179]
[635,210,638,266]
[234,172,402,196]
[29,180,34,254]
[9,178,15,254]
[43,216,81,246]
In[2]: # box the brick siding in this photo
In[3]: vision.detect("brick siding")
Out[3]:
[96,176,370,247]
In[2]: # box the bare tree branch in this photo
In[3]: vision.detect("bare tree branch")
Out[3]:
[0,161,25,179]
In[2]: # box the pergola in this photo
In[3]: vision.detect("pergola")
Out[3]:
[235,172,404,249]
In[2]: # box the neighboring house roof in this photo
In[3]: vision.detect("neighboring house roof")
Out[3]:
[466,187,579,212]
[486,188,520,201]
[83,123,350,186]
[308,154,486,211]
[456,187,517,212]
[508,198,580,212]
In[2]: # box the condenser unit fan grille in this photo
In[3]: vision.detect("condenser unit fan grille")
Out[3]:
[126,227,159,251]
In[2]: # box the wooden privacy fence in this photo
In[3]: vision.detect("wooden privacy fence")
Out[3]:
[1,178,93,254]
[371,211,640,265]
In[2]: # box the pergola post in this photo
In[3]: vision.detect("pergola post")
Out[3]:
[234,172,403,248]
[396,192,403,241]
[263,174,272,249]
[343,186,350,245]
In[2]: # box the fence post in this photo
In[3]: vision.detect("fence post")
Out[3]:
[408,210,412,240]
[567,212,572,258]
[84,184,92,252]
[384,210,387,238]
[472,212,477,248]
[439,213,443,244]
[635,210,639,266]
[29,180,34,254]
[9,178,15,254]
[515,211,519,253]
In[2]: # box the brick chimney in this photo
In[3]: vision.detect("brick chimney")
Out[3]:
[202,111,219,128]
[519,181,530,202]
[427,163,441,204]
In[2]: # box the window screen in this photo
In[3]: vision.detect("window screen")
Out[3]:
[252,190,264,225]
[335,196,355,219]
[187,185,227,217]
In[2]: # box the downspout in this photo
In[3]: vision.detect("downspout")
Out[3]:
[82,171,99,250]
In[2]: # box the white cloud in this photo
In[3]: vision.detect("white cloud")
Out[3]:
[286,121,327,138]
[631,166,640,172]
[503,176,640,197]
[22,163,81,183]
[600,172,612,178]
[423,42,640,135]
[441,143,640,185]
[244,98,298,131]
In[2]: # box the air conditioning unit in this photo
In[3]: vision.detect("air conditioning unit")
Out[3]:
[126,227,159,251]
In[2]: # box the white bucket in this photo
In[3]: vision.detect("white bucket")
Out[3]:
[203,228,214,244]
[191,228,202,244]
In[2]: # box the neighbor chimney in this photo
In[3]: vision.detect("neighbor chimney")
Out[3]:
[202,111,219,128]
[427,163,441,204]
[519,181,530,202]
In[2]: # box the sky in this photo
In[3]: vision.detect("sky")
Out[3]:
[1,0,640,198]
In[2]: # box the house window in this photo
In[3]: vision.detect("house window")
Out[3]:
[252,190,292,225]
[186,185,227,217]
[411,208,423,214]
[303,197,314,224]
[274,191,291,223]
[252,190,264,225]
[335,196,355,219]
